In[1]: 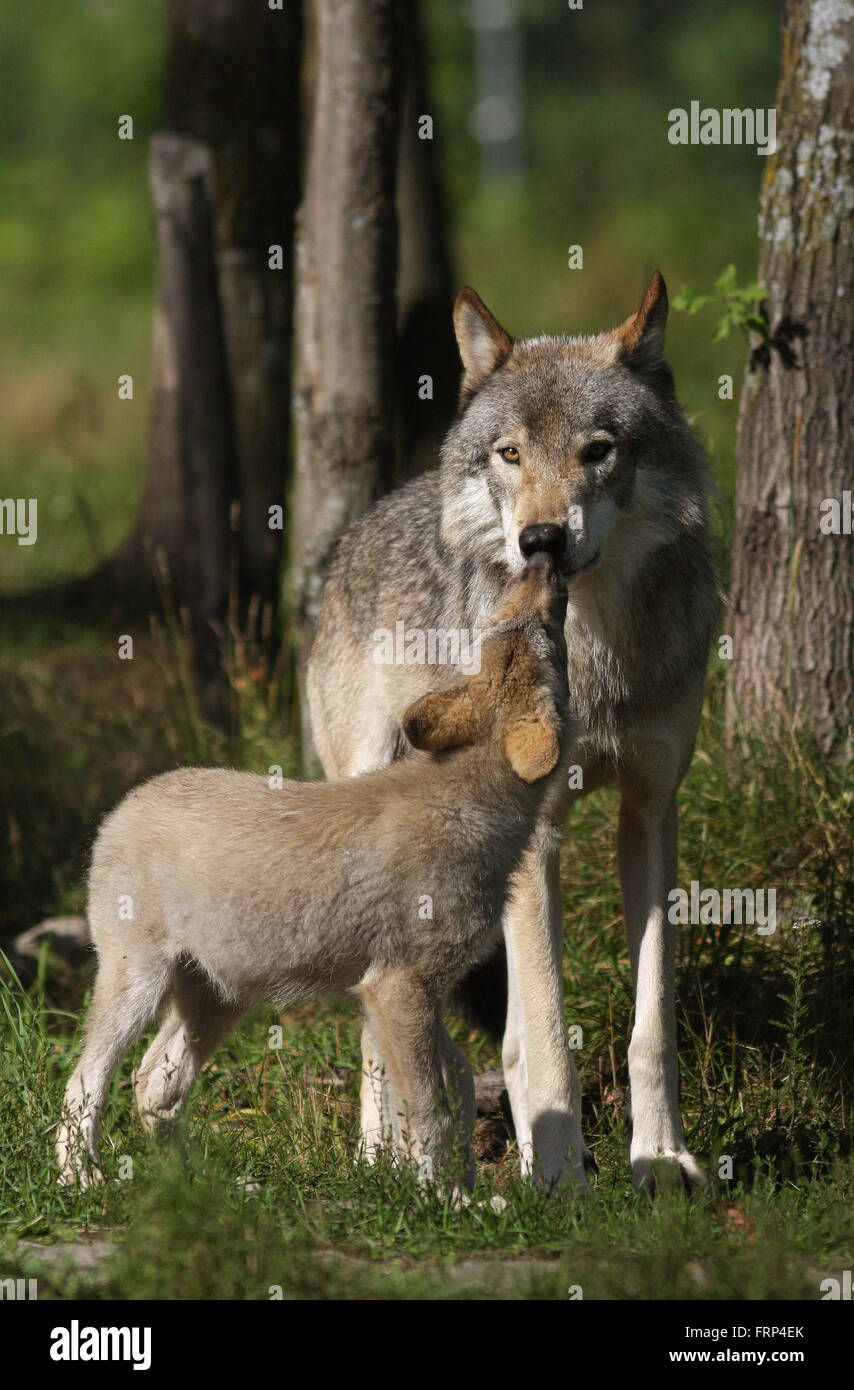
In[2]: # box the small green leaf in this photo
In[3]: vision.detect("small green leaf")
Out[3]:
[714,263,738,294]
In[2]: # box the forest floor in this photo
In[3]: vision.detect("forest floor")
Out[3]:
[1,609,853,1300]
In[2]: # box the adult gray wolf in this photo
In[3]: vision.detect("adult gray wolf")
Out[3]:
[307,272,719,1191]
[57,555,573,1192]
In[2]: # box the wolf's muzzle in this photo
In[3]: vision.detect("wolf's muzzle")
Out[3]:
[518,522,567,560]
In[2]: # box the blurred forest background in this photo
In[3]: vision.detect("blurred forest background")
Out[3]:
[0,0,778,596]
[0,0,785,949]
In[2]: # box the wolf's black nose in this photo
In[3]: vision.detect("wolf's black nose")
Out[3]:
[519,523,567,559]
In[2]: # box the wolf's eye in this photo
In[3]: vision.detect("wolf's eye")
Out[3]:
[582,440,612,463]
[499,445,520,463]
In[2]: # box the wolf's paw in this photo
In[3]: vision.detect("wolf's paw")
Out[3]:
[532,1149,594,1196]
[631,1144,706,1195]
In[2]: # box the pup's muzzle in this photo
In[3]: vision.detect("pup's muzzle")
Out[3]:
[493,549,568,635]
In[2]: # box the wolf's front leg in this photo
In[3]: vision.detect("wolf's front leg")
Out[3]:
[618,790,705,1191]
[502,824,590,1190]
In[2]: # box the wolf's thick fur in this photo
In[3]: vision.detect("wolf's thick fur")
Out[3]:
[56,558,572,1191]
[308,274,720,1190]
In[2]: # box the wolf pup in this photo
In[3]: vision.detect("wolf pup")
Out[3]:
[57,555,573,1191]
[308,273,720,1192]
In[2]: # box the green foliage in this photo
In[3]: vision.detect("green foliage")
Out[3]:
[673,264,769,341]
[0,0,781,593]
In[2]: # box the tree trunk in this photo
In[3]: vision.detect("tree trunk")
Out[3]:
[727,0,854,757]
[149,134,236,723]
[290,0,403,756]
[395,4,458,482]
[70,0,301,622]
[164,0,302,623]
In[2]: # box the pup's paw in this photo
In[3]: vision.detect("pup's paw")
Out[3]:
[631,1144,706,1195]
[57,1158,105,1192]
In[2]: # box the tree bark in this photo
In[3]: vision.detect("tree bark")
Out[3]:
[395,4,458,482]
[727,0,854,756]
[290,0,403,753]
[164,0,301,622]
[65,0,301,622]
[149,134,236,722]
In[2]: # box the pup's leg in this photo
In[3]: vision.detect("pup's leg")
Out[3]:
[358,1016,396,1163]
[362,971,474,1191]
[501,823,590,1190]
[57,952,172,1187]
[359,1021,471,1171]
[317,715,406,1160]
[134,961,244,1135]
[618,789,704,1191]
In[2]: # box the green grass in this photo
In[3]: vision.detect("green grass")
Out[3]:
[1,621,852,1299]
[1,968,852,1300]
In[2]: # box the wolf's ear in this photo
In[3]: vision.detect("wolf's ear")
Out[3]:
[503,716,560,783]
[402,686,479,753]
[616,271,670,380]
[453,288,513,406]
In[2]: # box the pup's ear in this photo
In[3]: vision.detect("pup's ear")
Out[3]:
[503,716,560,783]
[402,686,479,753]
[615,271,669,380]
[453,288,513,406]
